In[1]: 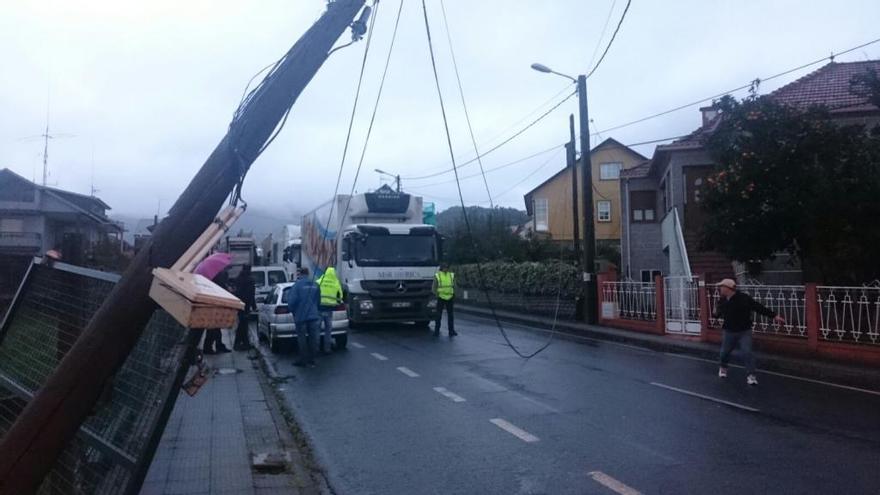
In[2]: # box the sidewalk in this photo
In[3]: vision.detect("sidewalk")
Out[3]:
[140,331,327,495]
[458,304,880,390]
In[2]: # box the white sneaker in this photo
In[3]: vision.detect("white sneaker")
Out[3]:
[747,374,759,386]
[718,368,728,378]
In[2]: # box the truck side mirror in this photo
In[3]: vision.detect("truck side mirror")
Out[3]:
[437,235,445,261]
[341,237,351,262]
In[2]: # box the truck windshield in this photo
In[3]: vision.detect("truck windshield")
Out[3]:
[355,235,437,266]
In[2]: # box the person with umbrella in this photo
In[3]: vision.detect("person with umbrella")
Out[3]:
[195,253,235,354]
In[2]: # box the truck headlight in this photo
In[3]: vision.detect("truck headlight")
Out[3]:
[359,300,374,311]
[427,299,438,309]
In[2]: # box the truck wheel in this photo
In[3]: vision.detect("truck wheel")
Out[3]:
[334,334,348,350]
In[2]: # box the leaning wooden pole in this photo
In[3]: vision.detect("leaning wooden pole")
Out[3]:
[0,1,365,492]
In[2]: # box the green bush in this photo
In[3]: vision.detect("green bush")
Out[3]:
[454,261,581,297]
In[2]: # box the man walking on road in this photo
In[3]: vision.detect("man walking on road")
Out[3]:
[288,267,321,367]
[714,278,785,386]
[433,263,458,337]
[317,266,343,354]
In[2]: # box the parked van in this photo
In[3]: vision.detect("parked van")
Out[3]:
[250,265,289,311]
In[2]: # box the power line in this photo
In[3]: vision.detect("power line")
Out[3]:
[439,0,493,207]
[400,89,576,180]
[411,143,564,188]
[592,35,880,136]
[339,0,405,226]
[586,0,632,78]
[320,1,380,228]
[587,0,618,70]
[421,0,556,359]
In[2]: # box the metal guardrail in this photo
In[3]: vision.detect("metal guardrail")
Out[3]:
[817,286,880,345]
[600,281,657,321]
[708,284,808,338]
[0,260,190,494]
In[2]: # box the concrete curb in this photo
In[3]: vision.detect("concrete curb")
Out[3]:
[457,304,880,390]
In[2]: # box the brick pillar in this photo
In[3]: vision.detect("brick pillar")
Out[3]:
[655,275,665,334]
[698,276,710,342]
[805,283,819,352]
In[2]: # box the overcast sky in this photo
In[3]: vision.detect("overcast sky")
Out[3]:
[2,0,879,220]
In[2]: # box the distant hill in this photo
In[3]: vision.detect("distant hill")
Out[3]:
[112,207,301,244]
[436,206,529,234]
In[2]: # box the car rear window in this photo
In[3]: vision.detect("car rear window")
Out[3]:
[268,271,287,285]
[250,271,267,287]
[280,287,292,304]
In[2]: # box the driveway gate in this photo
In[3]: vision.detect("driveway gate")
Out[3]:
[664,276,701,334]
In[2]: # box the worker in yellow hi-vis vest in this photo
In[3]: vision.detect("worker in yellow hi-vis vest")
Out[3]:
[432,263,458,337]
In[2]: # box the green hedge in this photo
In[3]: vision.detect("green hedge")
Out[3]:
[454,261,581,297]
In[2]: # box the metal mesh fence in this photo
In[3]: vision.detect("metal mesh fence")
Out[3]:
[0,260,190,495]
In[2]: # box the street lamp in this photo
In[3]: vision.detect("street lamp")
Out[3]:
[531,62,597,324]
[374,168,401,192]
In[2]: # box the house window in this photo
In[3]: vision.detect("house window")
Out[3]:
[534,198,549,232]
[600,162,623,180]
[597,201,612,222]
[640,269,662,283]
[630,191,657,223]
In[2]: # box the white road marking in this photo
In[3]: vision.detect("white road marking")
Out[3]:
[350,342,366,349]
[370,352,388,361]
[396,366,419,378]
[588,471,642,495]
[650,382,760,413]
[489,418,539,443]
[662,352,880,397]
[433,387,466,402]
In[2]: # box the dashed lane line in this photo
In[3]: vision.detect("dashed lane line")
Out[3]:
[587,471,643,495]
[433,387,466,402]
[489,418,539,443]
[661,352,880,397]
[370,352,388,361]
[650,382,760,413]
[396,366,420,378]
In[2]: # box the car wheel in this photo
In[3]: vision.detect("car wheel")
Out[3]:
[334,334,348,350]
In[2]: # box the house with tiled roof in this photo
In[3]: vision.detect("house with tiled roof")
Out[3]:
[523,138,647,259]
[620,60,880,284]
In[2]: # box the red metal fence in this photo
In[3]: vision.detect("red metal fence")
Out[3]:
[597,273,880,366]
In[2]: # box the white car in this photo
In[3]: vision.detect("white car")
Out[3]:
[257,282,349,353]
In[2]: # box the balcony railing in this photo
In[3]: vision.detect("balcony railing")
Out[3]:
[0,232,42,248]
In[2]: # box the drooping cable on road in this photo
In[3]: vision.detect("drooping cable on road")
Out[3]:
[421,0,559,359]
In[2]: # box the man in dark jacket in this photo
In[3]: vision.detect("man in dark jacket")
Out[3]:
[714,279,785,386]
[233,265,256,351]
[288,268,321,368]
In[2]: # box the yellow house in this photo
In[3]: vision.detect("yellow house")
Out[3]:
[523,138,647,248]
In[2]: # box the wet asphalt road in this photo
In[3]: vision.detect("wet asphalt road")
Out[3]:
[259,316,880,495]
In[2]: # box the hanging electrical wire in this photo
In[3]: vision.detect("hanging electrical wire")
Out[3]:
[439,0,492,207]
[592,35,880,136]
[587,0,618,71]
[400,89,576,180]
[338,0,406,225]
[586,0,632,79]
[421,0,560,359]
[321,1,382,231]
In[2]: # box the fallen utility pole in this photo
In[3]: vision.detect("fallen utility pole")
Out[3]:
[0,1,365,493]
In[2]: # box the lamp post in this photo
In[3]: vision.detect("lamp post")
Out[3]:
[374,168,401,192]
[531,63,597,324]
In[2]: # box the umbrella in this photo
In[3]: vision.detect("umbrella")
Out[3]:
[194,253,234,280]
